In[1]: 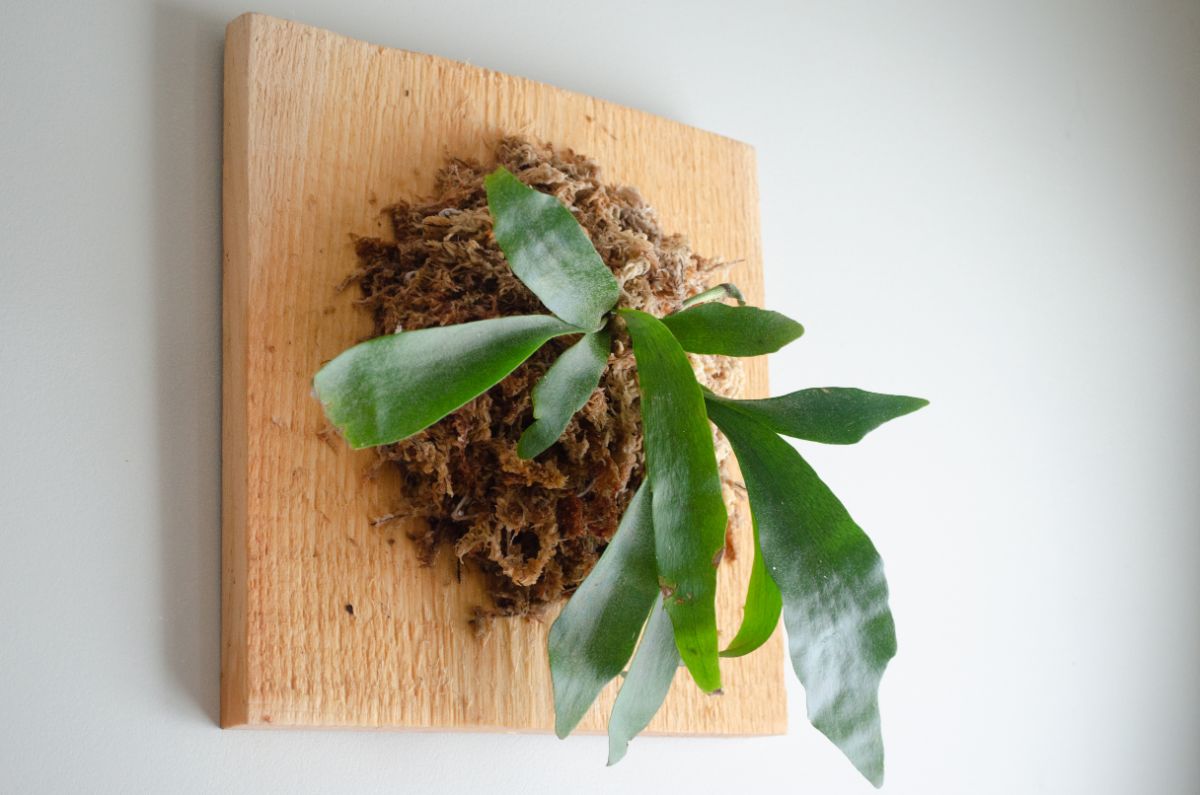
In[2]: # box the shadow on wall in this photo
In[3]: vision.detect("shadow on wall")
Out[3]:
[151,0,226,724]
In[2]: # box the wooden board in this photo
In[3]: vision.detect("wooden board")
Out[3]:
[221,12,785,733]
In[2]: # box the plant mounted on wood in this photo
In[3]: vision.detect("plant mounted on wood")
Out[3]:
[315,166,926,786]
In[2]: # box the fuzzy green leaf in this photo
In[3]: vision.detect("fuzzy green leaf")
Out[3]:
[518,329,612,459]
[660,303,804,356]
[607,596,680,765]
[708,388,928,445]
[485,167,620,331]
[718,515,782,658]
[621,309,726,694]
[706,398,897,788]
[314,315,579,449]
[549,482,659,738]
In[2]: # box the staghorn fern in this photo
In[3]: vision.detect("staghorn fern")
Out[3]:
[314,166,927,787]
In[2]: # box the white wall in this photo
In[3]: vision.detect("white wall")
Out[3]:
[2,1,1197,792]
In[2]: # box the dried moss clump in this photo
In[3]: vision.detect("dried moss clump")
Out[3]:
[349,137,743,628]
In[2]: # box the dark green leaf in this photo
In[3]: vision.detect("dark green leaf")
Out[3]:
[708,388,928,445]
[549,482,659,738]
[517,329,612,459]
[485,167,620,331]
[706,398,897,788]
[718,515,782,658]
[660,303,804,356]
[620,309,726,694]
[680,282,746,309]
[607,596,680,765]
[314,315,578,449]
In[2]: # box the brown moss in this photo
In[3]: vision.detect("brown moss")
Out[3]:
[350,137,743,628]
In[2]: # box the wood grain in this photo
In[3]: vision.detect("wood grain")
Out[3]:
[221,12,785,734]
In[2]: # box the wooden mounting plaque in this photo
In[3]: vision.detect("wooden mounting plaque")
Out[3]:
[221,12,785,733]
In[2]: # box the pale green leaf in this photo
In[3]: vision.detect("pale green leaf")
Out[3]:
[485,167,620,331]
[607,596,680,765]
[620,309,726,693]
[718,514,782,658]
[549,482,659,738]
[706,398,897,788]
[707,388,928,445]
[518,329,612,459]
[314,315,579,449]
[660,303,804,356]
[680,282,746,309]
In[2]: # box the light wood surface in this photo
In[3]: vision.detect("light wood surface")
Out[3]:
[221,12,785,733]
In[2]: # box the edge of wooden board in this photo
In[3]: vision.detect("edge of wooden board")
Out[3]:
[220,13,252,730]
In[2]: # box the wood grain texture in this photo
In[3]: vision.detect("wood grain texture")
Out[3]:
[221,12,786,734]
